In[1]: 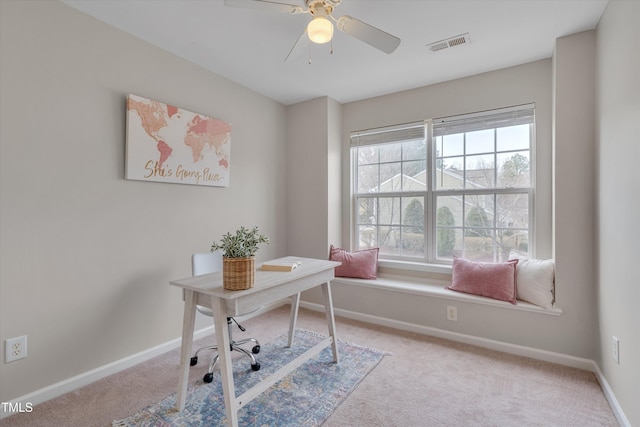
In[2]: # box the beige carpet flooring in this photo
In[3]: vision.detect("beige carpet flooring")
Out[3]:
[1,305,618,427]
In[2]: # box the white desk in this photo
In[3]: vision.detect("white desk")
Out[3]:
[169,256,341,427]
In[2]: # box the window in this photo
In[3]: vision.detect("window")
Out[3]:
[351,104,535,264]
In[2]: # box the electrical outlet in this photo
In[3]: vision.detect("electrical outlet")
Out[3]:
[446,306,458,321]
[612,336,619,364]
[5,335,27,363]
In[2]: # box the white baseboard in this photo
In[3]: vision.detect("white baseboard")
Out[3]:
[299,301,631,426]
[301,301,594,369]
[0,301,284,420]
[3,299,629,426]
[0,326,213,420]
[591,362,632,427]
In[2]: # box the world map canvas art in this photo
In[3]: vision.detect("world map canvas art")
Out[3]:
[126,94,230,187]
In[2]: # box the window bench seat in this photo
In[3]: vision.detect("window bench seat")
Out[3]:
[331,275,562,315]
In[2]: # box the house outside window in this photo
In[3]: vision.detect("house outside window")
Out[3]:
[351,104,535,265]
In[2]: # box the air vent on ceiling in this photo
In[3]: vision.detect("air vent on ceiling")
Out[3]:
[426,33,471,53]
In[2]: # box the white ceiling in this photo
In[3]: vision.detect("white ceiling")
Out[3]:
[61,0,609,106]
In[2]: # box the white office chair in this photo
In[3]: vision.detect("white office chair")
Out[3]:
[189,251,261,383]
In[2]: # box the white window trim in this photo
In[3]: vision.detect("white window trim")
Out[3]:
[350,104,536,266]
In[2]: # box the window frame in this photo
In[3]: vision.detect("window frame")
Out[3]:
[350,104,536,267]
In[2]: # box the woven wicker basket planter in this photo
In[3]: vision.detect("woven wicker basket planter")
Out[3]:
[222,256,255,290]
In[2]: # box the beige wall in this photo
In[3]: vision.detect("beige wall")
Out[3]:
[0,0,288,402]
[320,59,582,352]
[552,30,598,360]
[341,59,554,259]
[285,97,342,259]
[596,1,640,425]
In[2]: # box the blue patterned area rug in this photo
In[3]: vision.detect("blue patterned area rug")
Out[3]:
[113,330,387,427]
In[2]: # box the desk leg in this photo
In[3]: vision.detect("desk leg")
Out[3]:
[211,296,239,427]
[176,289,197,411]
[321,281,339,363]
[287,293,300,348]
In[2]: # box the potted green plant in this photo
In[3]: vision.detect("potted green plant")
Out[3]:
[211,226,269,290]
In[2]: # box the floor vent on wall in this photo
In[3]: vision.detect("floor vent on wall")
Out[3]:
[426,33,471,53]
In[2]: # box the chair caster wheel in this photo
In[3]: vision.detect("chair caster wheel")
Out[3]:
[190,356,198,366]
[251,362,260,371]
[203,373,213,383]
[252,345,260,354]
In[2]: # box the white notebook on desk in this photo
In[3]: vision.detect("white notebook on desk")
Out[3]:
[261,260,302,272]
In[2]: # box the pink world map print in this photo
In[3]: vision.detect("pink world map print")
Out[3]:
[125,94,231,187]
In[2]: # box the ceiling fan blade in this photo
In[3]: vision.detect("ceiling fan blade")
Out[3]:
[285,27,310,62]
[223,0,305,14]
[336,15,400,54]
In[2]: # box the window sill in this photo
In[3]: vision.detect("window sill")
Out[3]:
[332,275,562,315]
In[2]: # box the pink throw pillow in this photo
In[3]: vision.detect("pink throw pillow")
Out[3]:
[447,257,518,304]
[329,245,379,279]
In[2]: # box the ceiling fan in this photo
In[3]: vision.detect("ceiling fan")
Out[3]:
[224,0,401,60]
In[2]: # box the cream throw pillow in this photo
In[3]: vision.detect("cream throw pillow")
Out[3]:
[510,252,555,309]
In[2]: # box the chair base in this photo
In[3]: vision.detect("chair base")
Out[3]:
[190,318,261,383]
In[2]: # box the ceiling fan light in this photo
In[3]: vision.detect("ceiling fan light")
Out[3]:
[307,16,333,44]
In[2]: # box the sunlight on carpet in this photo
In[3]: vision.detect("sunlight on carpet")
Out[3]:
[112,330,387,427]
